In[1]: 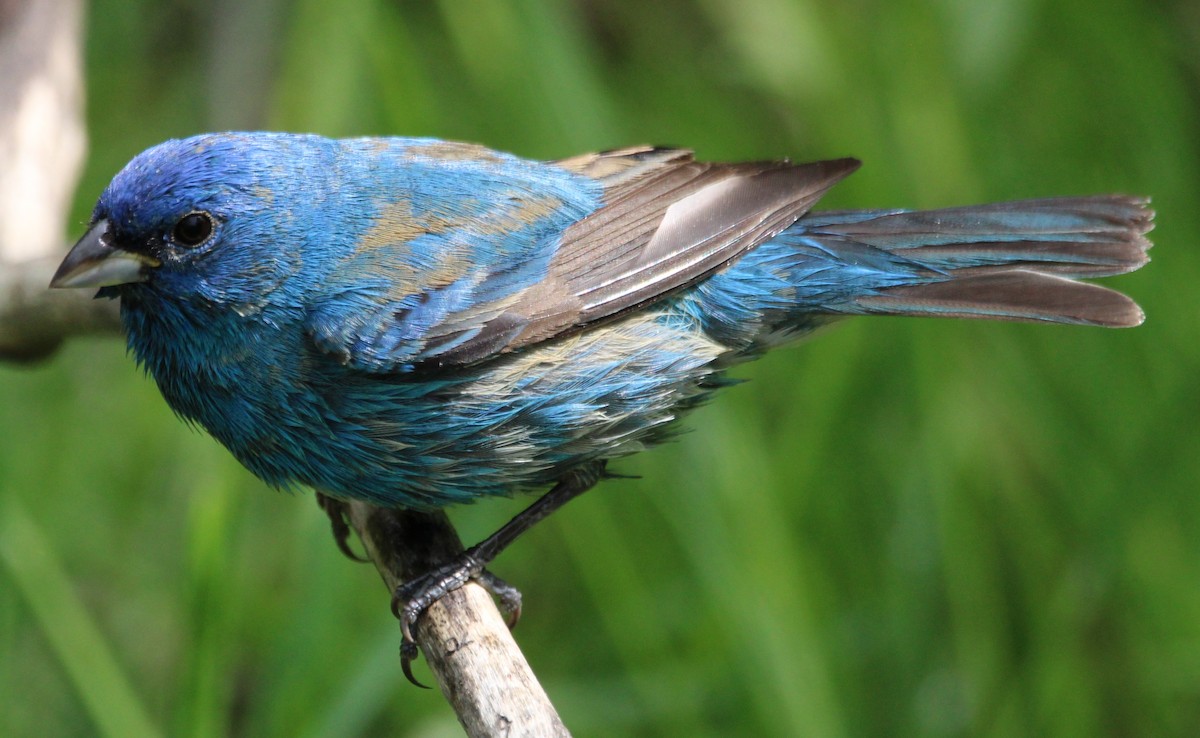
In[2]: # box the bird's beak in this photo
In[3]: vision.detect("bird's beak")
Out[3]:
[49,219,160,288]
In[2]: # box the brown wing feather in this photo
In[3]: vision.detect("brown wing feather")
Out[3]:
[430,152,860,366]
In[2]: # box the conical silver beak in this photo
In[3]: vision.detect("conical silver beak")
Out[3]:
[50,219,160,289]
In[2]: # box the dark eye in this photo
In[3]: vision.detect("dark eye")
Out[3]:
[172,211,214,247]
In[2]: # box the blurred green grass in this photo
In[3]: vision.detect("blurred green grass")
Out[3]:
[2,0,1199,735]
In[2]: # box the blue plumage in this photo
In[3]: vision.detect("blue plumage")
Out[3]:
[53,133,1152,511]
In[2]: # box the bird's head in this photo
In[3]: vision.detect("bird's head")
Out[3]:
[51,133,324,311]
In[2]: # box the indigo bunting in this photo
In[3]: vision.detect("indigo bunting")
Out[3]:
[51,133,1152,649]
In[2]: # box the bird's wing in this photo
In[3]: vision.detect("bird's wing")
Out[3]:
[307,146,859,372]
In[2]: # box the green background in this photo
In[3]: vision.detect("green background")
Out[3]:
[3,0,1198,735]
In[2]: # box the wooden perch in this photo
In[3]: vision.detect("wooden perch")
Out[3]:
[344,502,570,738]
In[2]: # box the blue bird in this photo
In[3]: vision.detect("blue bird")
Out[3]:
[51,133,1152,657]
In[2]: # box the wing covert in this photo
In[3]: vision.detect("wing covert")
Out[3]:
[305,141,859,372]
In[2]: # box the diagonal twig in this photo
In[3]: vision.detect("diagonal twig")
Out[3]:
[343,502,570,738]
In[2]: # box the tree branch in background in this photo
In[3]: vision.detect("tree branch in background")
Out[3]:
[0,0,95,362]
[0,256,120,362]
[0,0,86,263]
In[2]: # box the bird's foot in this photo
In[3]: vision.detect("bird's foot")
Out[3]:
[315,492,368,563]
[477,569,524,628]
[387,462,602,686]
[391,554,523,687]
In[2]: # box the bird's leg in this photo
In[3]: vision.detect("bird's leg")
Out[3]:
[315,492,369,563]
[392,461,606,655]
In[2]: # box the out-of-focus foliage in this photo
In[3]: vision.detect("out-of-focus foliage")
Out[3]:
[2,0,1197,735]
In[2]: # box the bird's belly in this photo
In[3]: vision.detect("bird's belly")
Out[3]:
[264,306,731,509]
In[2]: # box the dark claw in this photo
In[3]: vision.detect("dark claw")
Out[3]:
[478,569,523,629]
[390,554,481,685]
[315,492,369,563]
[400,640,431,689]
[390,555,526,686]
[392,581,434,688]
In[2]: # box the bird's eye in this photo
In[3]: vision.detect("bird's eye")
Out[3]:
[172,212,215,247]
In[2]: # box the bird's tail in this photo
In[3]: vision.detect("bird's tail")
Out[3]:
[798,196,1154,327]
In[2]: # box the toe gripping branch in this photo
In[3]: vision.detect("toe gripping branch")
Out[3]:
[391,564,524,687]
[316,492,369,562]
[318,462,605,687]
[392,462,606,686]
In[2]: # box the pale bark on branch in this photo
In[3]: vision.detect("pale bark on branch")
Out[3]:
[345,503,570,737]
